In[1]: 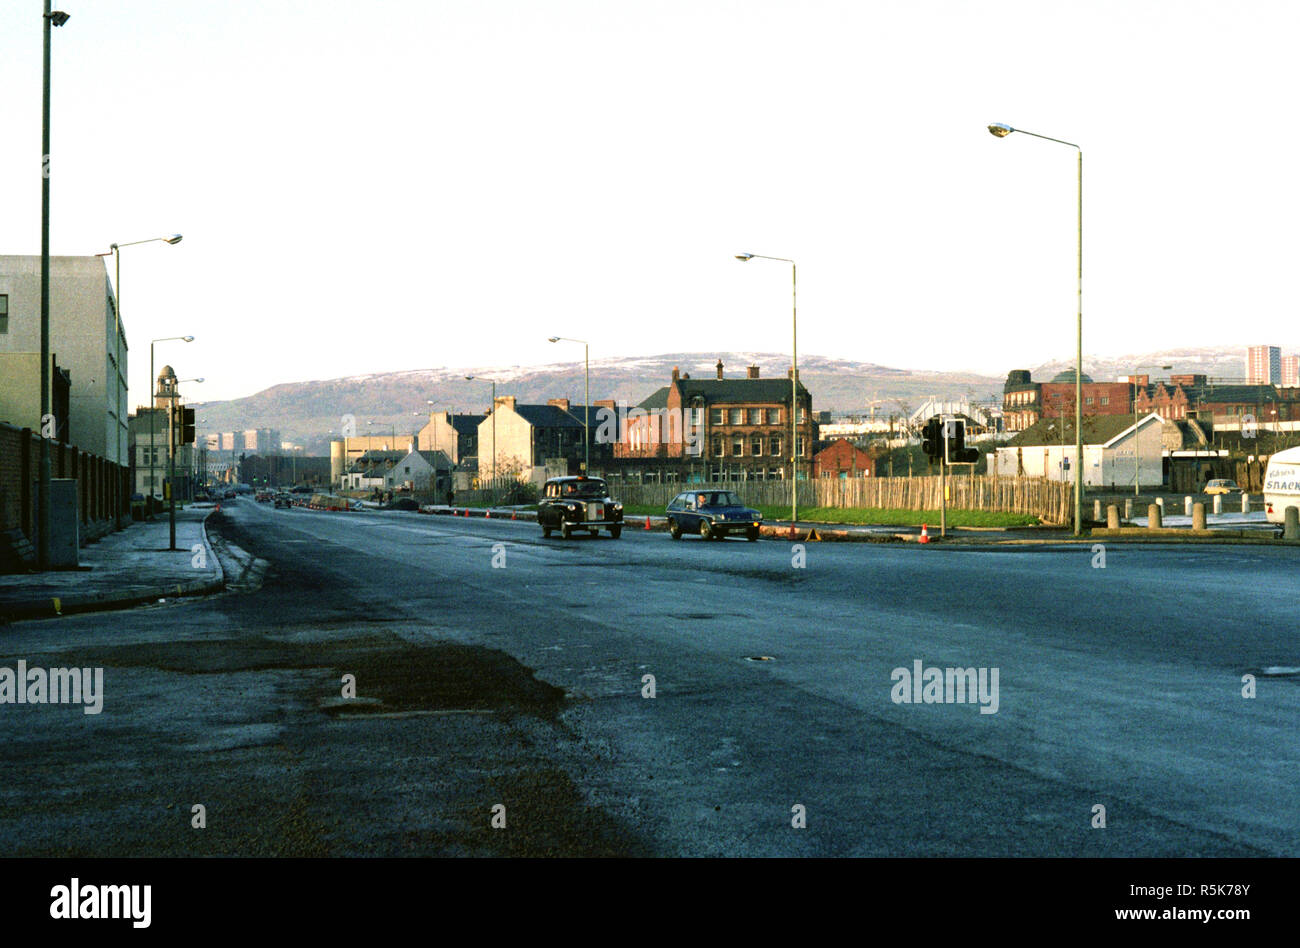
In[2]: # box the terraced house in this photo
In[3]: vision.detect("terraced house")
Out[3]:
[611,360,815,484]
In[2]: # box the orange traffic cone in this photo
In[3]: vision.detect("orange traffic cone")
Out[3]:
[511,510,517,520]
[485,509,491,518]
[644,515,651,530]
[919,523,930,544]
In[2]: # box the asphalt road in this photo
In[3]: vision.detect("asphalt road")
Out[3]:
[2,498,1296,856]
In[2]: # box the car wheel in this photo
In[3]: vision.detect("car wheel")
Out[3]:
[747,527,759,541]
[589,528,600,537]
[609,526,621,539]
[561,522,572,540]
[669,519,682,540]
[699,519,712,541]
[542,526,552,538]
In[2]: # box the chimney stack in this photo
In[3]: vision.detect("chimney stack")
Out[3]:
[716,359,724,380]
[671,366,680,382]
[747,365,760,379]
[547,397,570,412]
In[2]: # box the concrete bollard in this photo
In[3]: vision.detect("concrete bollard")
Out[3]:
[1192,503,1206,530]
[1125,498,1133,520]
[1156,496,1165,512]
[1094,499,1102,521]
[1286,506,1300,541]
[1184,496,1193,516]
[1242,493,1250,514]
[1107,504,1120,529]
[1148,503,1162,529]
[1212,494,1222,515]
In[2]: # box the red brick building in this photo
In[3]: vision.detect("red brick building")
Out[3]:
[1002,369,1133,432]
[812,438,878,479]
[610,360,815,483]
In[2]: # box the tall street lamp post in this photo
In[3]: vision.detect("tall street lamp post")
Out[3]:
[465,376,496,505]
[1131,363,1171,496]
[37,4,71,570]
[97,234,183,530]
[150,335,194,519]
[548,336,589,473]
[988,122,1084,535]
[735,253,800,525]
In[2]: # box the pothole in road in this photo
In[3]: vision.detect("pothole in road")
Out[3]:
[744,655,776,662]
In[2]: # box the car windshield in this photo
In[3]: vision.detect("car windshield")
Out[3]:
[695,491,743,507]
[562,480,608,498]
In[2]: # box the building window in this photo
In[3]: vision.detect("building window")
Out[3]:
[711,408,724,425]
[767,408,781,425]
[797,437,807,457]
[770,437,782,457]
[690,407,703,426]
[712,437,724,458]
[730,408,744,425]
[0,294,7,334]
[731,435,744,456]
[799,407,807,423]
[748,408,763,425]
[1100,397,1109,406]
[751,435,763,456]
[1085,397,1094,406]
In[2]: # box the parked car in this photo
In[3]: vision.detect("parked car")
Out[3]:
[666,490,762,541]
[1205,478,1242,495]
[538,476,623,539]
[273,494,291,509]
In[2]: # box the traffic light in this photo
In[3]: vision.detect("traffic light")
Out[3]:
[921,418,943,460]
[181,407,196,446]
[943,418,980,464]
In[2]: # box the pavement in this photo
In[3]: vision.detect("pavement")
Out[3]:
[0,505,223,624]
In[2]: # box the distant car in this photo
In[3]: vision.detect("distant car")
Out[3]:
[274,494,291,509]
[666,490,762,541]
[1205,479,1242,495]
[538,476,623,539]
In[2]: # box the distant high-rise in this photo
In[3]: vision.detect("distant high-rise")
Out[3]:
[1283,354,1300,388]
[1246,345,1281,384]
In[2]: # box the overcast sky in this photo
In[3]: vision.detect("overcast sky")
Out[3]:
[2,0,1297,403]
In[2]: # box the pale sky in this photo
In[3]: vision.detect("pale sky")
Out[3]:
[1,0,1296,403]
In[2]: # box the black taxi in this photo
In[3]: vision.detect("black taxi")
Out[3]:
[538,476,624,539]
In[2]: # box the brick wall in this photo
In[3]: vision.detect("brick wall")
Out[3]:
[0,422,128,540]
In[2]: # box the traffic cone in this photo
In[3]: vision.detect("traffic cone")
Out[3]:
[644,515,651,530]
[511,510,517,520]
[919,523,930,544]
[485,509,491,518]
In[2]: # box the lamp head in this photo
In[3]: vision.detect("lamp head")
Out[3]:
[182,335,195,342]
[734,253,754,261]
[48,11,70,26]
[164,234,183,245]
[987,123,1014,138]
[547,336,560,343]
[464,375,475,381]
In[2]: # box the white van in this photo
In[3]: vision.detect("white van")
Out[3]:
[1263,445,1300,524]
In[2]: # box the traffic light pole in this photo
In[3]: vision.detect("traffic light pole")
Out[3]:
[940,416,948,538]
[168,394,177,551]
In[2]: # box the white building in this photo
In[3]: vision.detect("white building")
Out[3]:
[991,413,1165,489]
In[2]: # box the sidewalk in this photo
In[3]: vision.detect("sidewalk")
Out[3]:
[0,506,223,623]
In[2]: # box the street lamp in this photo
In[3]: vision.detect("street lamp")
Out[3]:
[97,234,183,531]
[988,122,1085,535]
[735,253,801,525]
[1131,363,1171,496]
[36,3,71,570]
[167,376,202,551]
[466,375,497,504]
[548,336,590,473]
[149,335,194,520]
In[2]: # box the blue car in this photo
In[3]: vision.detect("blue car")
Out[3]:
[666,490,762,541]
